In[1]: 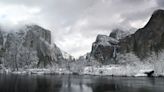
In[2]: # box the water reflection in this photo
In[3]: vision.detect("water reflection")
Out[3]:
[0,74,164,92]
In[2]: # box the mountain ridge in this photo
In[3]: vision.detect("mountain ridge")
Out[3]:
[89,9,164,64]
[0,24,73,71]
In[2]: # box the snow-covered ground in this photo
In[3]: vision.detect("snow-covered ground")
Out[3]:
[0,63,162,77]
[82,64,153,77]
[0,64,154,77]
[1,51,164,77]
[1,68,72,75]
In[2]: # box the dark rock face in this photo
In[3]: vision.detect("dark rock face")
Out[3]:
[90,35,119,64]
[23,25,61,67]
[25,25,51,44]
[109,29,131,40]
[119,9,164,59]
[23,25,65,67]
[90,9,164,63]
[0,31,3,47]
[0,24,65,70]
[0,31,4,64]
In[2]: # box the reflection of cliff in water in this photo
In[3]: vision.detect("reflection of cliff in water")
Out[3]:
[59,75,92,92]
[87,77,164,92]
[0,74,62,92]
[0,74,164,92]
[0,74,93,92]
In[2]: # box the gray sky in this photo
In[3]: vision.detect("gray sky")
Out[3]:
[0,0,163,58]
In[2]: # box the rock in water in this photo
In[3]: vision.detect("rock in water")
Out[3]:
[144,70,154,77]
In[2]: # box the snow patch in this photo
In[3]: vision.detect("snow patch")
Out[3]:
[82,64,153,76]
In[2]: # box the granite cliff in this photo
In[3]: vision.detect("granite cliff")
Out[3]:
[0,25,68,71]
[90,9,164,64]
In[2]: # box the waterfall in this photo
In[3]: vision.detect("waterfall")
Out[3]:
[113,45,117,59]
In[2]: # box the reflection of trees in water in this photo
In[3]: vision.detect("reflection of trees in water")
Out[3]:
[35,75,62,92]
[87,78,121,92]
[0,75,164,92]
[0,74,63,92]
[0,74,92,92]
[87,77,164,92]
[59,75,92,92]
[0,74,37,92]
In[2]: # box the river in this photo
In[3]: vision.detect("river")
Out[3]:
[0,74,164,92]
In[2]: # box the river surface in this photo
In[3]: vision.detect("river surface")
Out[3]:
[0,74,164,92]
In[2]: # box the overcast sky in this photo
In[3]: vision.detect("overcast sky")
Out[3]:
[0,0,163,58]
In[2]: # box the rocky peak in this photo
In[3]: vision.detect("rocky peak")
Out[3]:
[90,28,133,64]
[144,9,164,30]
[119,9,164,58]
[0,24,65,70]
[109,29,131,40]
[95,34,119,45]
[25,25,51,44]
[90,34,119,64]
[90,9,164,64]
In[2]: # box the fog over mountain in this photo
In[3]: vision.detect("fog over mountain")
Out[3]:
[0,0,164,58]
[1,0,164,77]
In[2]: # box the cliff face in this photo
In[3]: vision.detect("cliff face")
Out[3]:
[90,9,164,64]
[90,29,130,64]
[0,25,64,70]
[90,34,119,64]
[119,9,164,58]
[23,25,63,67]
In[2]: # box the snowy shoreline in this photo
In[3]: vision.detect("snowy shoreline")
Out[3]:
[1,64,163,77]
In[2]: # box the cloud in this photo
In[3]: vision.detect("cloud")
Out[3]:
[0,0,163,58]
[156,0,164,7]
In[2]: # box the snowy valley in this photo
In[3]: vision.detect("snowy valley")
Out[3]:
[1,9,164,77]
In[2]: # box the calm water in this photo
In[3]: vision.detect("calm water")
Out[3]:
[0,74,164,92]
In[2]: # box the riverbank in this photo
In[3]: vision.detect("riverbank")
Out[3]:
[1,64,163,77]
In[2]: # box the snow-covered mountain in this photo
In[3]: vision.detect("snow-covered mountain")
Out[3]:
[90,29,131,64]
[0,24,72,71]
[76,9,164,76]
[109,29,132,40]
[1,9,164,77]
[89,9,164,64]
[61,51,75,61]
